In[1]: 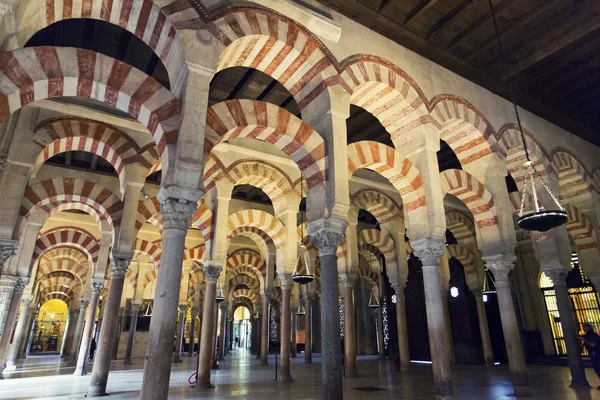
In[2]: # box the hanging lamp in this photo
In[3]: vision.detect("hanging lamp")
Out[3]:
[482,268,496,295]
[297,300,306,316]
[292,177,315,284]
[215,280,225,303]
[367,252,379,309]
[488,0,567,232]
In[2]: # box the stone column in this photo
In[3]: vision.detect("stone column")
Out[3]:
[0,276,28,375]
[95,303,103,341]
[174,304,187,363]
[440,285,456,365]
[217,302,228,361]
[291,307,298,358]
[391,282,410,371]
[472,290,494,365]
[124,301,141,364]
[377,305,385,360]
[260,290,271,365]
[60,309,76,359]
[304,294,313,363]
[341,274,358,376]
[307,218,346,400]
[69,298,89,362]
[486,259,530,396]
[22,306,37,358]
[88,253,131,397]
[546,268,588,387]
[255,311,261,359]
[212,302,218,361]
[75,280,103,375]
[279,274,293,382]
[412,239,453,400]
[139,187,198,400]
[197,264,222,389]
[189,307,198,357]
[5,294,33,369]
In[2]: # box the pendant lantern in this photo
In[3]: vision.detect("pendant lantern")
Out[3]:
[487,0,567,232]
[297,300,306,316]
[482,268,497,295]
[368,285,380,309]
[292,178,315,284]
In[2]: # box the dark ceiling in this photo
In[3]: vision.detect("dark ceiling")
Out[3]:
[314,0,600,146]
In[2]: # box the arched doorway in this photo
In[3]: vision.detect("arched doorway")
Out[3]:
[233,306,252,349]
[31,299,68,354]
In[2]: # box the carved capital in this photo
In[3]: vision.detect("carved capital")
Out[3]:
[79,298,90,308]
[203,260,223,281]
[158,185,202,231]
[485,260,514,282]
[391,282,406,296]
[262,288,272,302]
[110,252,133,278]
[20,295,33,307]
[340,273,357,288]
[178,304,188,313]
[91,279,105,294]
[307,217,347,257]
[190,306,200,315]
[219,301,229,312]
[14,277,29,292]
[0,239,18,265]
[544,268,569,286]
[278,272,293,291]
[131,301,142,312]
[411,238,444,266]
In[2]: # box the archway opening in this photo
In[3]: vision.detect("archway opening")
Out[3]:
[233,306,252,349]
[31,299,69,354]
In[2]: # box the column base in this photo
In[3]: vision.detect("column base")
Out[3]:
[87,387,108,397]
[512,385,532,397]
[569,378,590,388]
[291,353,297,358]
[3,363,16,371]
[173,357,183,363]
[261,361,268,366]
[195,382,215,389]
[345,371,359,378]
[279,374,294,383]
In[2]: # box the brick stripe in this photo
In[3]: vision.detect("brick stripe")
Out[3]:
[227,209,284,248]
[358,228,397,275]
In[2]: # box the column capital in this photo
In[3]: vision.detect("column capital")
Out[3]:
[411,238,444,266]
[20,294,33,306]
[278,272,293,291]
[190,306,200,314]
[0,239,18,265]
[80,298,91,308]
[91,279,105,294]
[110,252,132,277]
[262,288,272,302]
[131,301,143,312]
[340,272,357,288]
[390,281,406,295]
[544,268,569,286]
[178,304,189,313]
[203,260,223,281]
[484,259,514,282]
[307,217,347,257]
[158,185,202,231]
[219,301,229,311]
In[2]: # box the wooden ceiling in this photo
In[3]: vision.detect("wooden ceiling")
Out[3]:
[315,0,600,146]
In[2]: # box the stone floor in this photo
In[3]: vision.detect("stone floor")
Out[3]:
[1,350,600,399]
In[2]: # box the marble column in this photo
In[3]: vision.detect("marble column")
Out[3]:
[279,274,293,382]
[124,301,141,364]
[308,219,346,400]
[87,253,131,397]
[5,295,33,369]
[546,268,588,387]
[21,306,37,358]
[391,282,410,371]
[0,277,28,375]
[95,303,104,341]
[174,304,187,363]
[486,259,530,396]
[341,274,358,376]
[255,311,261,359]
[440,285,456,365]
[260,290,271,365]
[189,307,198,356]
[212,302,218,361]
[139,188,197,400]
[472,290,494,365]
[60,309,76,359]
[197,265,222,389]
[412,239,453,400]
[291,307,298,358]
[217,302,228,361]
[304,294,313,363]
[69,299,89,362]
[75,280,103,375]
[377,305,385,360]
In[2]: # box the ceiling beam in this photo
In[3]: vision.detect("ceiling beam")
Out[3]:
[256,79,278,101]
[506,18,600,78]
[227,69,255,100]
[426,0,476,40]
[90,154,99,171]
[404,0,438,25]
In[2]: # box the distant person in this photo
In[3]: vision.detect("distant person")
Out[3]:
[583,323,600,388]
[89,338,97,361]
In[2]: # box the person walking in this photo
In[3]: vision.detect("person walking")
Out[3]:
[89,338,97,361]
[583,323,600,388]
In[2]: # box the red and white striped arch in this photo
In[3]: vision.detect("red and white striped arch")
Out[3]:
[39,246,89,267]
[206,100,326,189]
[134,239,162,268]
[0,47,181,177]
[565,204,598,251]
[356,267,379,285]
[20,178,123,238]
[227,209,285,249]
[33,227,100,266]
[39,286,77,303]
[445,211,476,243]
[340,56,432,141]
[142,270,157,291]
[33,118,160,189]
[184,246,206,263]
[225,251,266,291]
[229,274,260,293]
[136,196,161,230]
[497,125,554,188]
[445,244,477,277]
[229,287,258,307]
[440,169,498,231]
[358,229,397,273]
[17,0,187,97]
[38,271,80,291]
[551,149,597,204]
[204,155,296,204]
[38,292,71,306]
[430,96,497,169]
[37,258,87,283]
[350,188,403,229]
[211,8,338,112]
